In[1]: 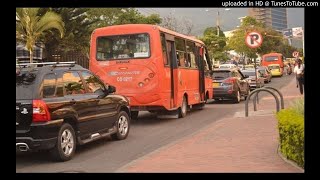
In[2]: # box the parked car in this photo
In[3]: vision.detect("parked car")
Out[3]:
[268,64,283,77]
[218,64,237,69]
[241,69,265,89]
[16,62,131,161]
[258,66,272,83]
[212,68,251,103]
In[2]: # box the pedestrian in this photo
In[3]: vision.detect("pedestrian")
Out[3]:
[232,57,238,66]
[293,59,304,94]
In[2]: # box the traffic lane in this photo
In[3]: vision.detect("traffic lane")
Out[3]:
[16,75,293,172]
[251,74,294,99]
[16,102,241,172]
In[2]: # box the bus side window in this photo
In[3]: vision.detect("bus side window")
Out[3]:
[187,41,196,68]
[160,34,168,65]
[175,37,188,68]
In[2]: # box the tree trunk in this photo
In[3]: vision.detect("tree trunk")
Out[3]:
[29,49,33,63]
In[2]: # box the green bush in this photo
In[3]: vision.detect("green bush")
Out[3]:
[276,100,304,168]
[289,97,304,116]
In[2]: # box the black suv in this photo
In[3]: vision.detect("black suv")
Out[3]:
[212,68,251,103]
[16,62,131,161]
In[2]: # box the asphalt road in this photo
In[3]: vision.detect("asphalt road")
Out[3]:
[16,74,295,173]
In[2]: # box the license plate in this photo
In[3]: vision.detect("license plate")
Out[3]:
[212,82,220,87]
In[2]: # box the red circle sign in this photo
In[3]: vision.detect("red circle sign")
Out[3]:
[292,51,299,58]
[245,31,263,48]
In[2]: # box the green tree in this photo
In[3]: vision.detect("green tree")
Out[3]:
[43,8,95,58]
[44,8,161,58]
[200,27,228,61]
[16,8,65,63]
[227,16,285,59]
[278,40,299,58]
[87,8,161,29]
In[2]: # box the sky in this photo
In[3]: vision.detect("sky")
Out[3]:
[137,8,304,36]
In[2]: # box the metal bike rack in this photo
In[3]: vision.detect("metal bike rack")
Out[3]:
[252,86,284,111]
[245,88,281,117]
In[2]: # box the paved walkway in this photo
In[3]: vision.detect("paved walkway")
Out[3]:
[118,77,304,173]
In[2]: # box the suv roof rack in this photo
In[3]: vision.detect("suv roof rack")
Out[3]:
[16,62,76,68]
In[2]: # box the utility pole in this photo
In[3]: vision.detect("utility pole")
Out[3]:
[302,28,305,57]
[217,9,220,36]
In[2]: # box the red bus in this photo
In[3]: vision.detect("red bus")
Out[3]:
[261,53,285,72]
[89,24,213,119]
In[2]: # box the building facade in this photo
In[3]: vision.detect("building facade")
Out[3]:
[249,8,287,31]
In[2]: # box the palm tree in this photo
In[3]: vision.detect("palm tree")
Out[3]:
[16,8,65,63]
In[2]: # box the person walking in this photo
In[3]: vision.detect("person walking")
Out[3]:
[293,59,304,94]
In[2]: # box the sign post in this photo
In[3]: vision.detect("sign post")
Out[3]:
[245,31,263,89]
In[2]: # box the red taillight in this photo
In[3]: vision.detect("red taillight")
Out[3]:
[223,78,235,84]
[32,100,51,122]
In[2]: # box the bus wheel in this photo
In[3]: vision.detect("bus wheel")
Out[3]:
[178,96,187,118]
[131,111,139,120]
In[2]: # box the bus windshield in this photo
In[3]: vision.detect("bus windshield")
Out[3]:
[264,56,278,61]
[96,33,150,60]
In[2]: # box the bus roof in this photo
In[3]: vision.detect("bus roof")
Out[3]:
[93,24,205,45]
[263,53,283,56]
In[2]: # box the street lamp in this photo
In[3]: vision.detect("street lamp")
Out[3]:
[205,8,230,36]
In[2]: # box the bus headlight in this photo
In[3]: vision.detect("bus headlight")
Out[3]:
[138,82,144,87]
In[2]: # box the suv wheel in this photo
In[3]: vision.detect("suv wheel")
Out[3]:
[50,123,76,161]
[111,111,130,140]
[178,96,187,118]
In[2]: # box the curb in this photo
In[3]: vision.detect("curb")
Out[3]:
[277,144,304,172]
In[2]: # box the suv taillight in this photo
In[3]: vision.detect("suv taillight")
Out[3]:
[222,78,235,85]
[32,100,51,122]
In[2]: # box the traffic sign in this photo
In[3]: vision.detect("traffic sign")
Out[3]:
[245,31,263,48]
[292,51,299,58]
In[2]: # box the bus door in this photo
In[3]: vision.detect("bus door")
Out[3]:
[165,34,178,109]
[197,46,206,102]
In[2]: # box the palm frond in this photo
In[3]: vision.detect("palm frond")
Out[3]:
[36,11,65,38]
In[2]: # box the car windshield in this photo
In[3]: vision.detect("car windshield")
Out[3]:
[16,70,37,99]
[242,71,256,77]
[96,33,150,60]
[212,71,230,79]
[269,65,280,69]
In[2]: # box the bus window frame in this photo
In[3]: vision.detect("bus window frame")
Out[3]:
[186,40,198,70]
[95,32,152,61]
[160,33,169,67]
[174,37,189,69]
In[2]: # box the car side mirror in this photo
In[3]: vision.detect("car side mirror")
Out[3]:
[108,85,116,94]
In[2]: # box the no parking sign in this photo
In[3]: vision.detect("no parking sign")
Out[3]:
[245,31,263,48]
[292,51,299,58]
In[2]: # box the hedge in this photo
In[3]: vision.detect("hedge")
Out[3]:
[276,99,304,168]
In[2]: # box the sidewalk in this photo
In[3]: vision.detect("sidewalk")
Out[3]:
[118,77,304,173]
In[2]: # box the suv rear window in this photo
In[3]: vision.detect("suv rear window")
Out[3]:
[16,71,37,99]
[212,71,230,79]
[41,73,57,98]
